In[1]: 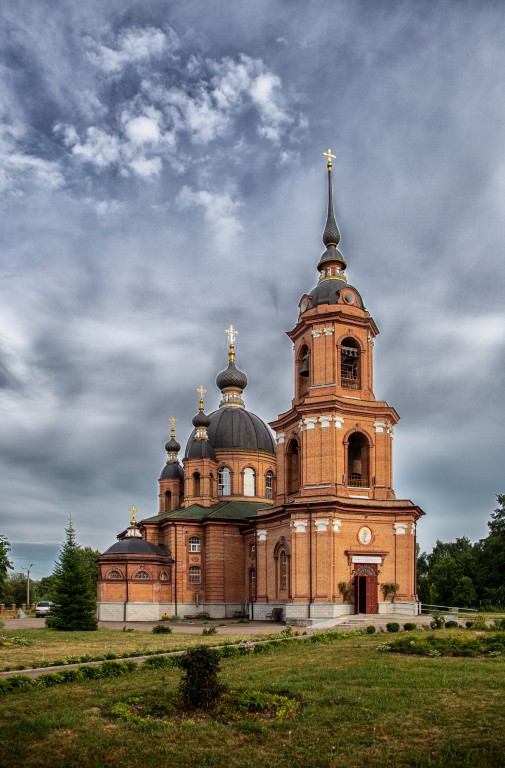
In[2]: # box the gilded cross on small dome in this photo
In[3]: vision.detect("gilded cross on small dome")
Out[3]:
[129,505,137,525]
[225,324,238,362]
[197,385,206,412]
[323,148,336,170]
[169,416,176,438]
[225,325,238,345]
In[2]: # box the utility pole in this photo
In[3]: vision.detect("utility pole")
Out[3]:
[26,564,33,609]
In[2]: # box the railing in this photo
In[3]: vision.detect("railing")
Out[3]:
[341,376,360,389]
[348,475,369,488]
[420,603,478,617]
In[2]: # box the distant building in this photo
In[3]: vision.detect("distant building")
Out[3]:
[97,153,424,622]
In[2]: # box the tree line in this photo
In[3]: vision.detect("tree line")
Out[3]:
[417,494,505,609]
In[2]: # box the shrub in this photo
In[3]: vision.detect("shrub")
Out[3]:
[381,583,400,602]
[202,626,217,636]
[492,618,505,630]
[430,614,445,630]
[178,646,226,709]
[337,581,353,602]
[152,624,172,634]
[445,620,459,629]
[466,621,475,629]
[386,622,400,633]
[160,614,171,621]
[473,616,488,630]
[403,622,416,631]
[366,625,376,634]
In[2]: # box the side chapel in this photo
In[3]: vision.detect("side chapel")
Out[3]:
[97,152,424,623]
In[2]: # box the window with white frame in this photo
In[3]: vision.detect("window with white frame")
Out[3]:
[266,470,273,499]
[189,536,200,552]
[243,467,256,497]
[189,565,201,584]
[218,466,231,496]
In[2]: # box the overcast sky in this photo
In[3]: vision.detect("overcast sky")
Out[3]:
[1,0,504,579]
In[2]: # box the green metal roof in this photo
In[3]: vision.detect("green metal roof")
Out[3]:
[141,501,270,524]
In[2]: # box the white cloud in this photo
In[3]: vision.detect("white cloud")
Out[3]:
[0,122,64,193]
[128,155,162,178]
[177,185,243,251]
[123,113,161,145]
[250,71,290,142]
[86,26,172,74]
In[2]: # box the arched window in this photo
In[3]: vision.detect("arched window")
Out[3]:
[298,343,310,396]
[347,432,370,487]
[108,569,122,580]
[243,467,256,497]
[159,571,169,582]
[286,439,300,494]
[218,467,231,496]
[209,472,214,497]
[134,570,150,580]
[189,566,201,584]
[249,567,256,600]
[164,489,172,511]
[265,470,274,499]
[193,472,201,496]
[280,551,288,591]
[189,536,200,553]
[341,337,360,389]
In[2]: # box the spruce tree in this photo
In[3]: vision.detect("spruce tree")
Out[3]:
[46,519,98,631]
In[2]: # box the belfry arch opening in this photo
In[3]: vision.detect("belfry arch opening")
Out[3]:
[341,337,360,389]
[286,439,300,495]
[297,344,310,397]
[347,432,370,488]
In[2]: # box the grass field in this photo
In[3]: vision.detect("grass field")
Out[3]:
[1,628,504,768]
[0,627,259,670]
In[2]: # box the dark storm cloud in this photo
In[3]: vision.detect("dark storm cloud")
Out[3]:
[0,0,504,571]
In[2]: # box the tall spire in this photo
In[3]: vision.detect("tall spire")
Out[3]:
[322,149,340,247]
[317,148,347,276]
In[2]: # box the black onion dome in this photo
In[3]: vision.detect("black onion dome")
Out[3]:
[101,539,170,557]
[185,408,275,457]
[186,439,216,460]
[165,437,181,453]
[160,462,184,481]
[192,410,211,428]
[309,281,364,309]
[216,361,248,391]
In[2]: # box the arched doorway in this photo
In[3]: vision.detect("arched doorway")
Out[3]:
[354,564,378,614]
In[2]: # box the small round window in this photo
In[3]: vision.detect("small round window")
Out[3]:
[343,291,355,305]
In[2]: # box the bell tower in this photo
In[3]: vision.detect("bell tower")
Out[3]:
[271,150,399,505]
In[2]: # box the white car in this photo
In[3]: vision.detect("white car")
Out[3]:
[35,601,52,617]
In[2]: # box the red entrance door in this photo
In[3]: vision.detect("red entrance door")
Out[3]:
[354,565,378,614]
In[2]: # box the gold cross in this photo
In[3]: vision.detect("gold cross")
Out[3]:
[197,385,206,411]
[225,325,238,345]
[169,416,176,438]
[129,505,137,525]
[323,148,336,169]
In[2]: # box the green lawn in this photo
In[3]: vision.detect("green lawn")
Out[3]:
[0,631,504,767]
[0,627,258,670]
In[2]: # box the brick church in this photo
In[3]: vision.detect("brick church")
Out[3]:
[97,151,424,623]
